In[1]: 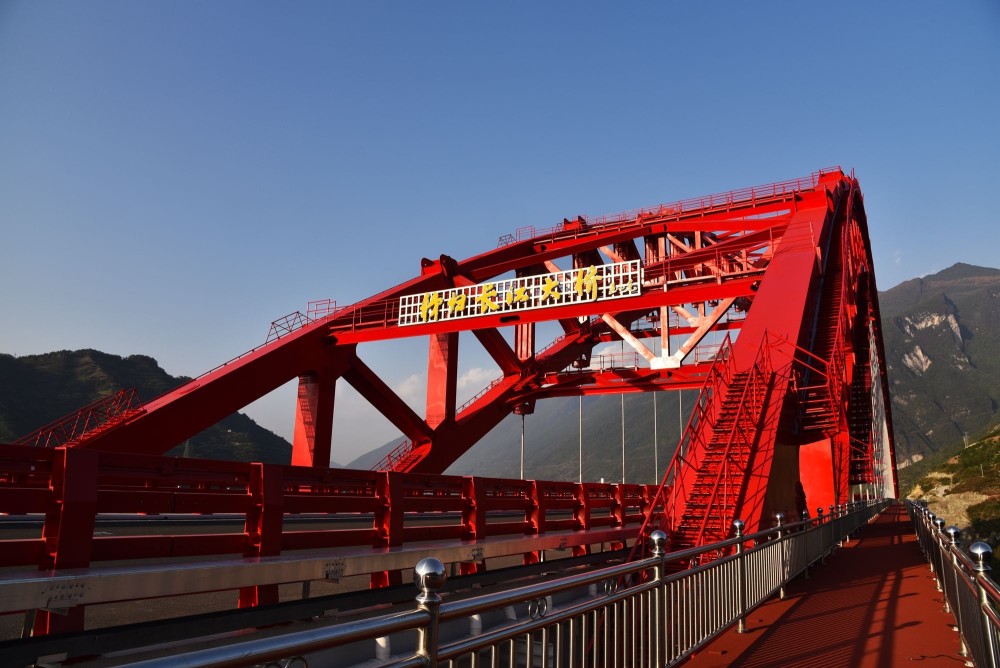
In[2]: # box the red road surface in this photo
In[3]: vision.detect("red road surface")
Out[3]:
[687,504,967,667]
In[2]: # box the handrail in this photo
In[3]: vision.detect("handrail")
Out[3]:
[100,498,886,668]
[908,500,1000,667]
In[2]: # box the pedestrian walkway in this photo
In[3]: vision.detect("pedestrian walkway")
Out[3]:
[687,504,967,667]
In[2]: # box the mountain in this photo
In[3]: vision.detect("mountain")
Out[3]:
[879,263,1000,467]
[0,349,294,464]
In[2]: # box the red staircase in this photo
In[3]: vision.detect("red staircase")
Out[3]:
[627,335,776,561]
[671,360,771,550]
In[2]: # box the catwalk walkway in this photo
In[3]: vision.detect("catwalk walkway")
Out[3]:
[687,504,966,667]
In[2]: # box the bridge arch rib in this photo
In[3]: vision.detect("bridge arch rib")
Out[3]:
[49,167,896,548]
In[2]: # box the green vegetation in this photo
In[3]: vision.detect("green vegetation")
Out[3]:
[906,422,1000,543]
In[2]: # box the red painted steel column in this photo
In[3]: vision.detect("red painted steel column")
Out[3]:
[574,483,592,556]
[833,431,852,505]
[292,372,336,467]
[461,476,485,574]
[240,463,284,607]
[610,484,626,550]
[524,480,543,565]
[426,333,458,428]
[372,471,403,587]
[34,448,99,636]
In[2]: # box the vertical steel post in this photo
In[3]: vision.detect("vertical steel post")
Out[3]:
[775,513,786,600]
[970,542,997,668]
[933,517,947,594]
[801,509,811,580]
[734,519,747,633]
[621,394,626,484]
[651,530,667,668]
[946,526,969,658]
[520,414,525,481]
[927,513,938,578]
[653,392,658,484]
[414,557,447,667]
[816,508,826,564]
[579,395,583,484]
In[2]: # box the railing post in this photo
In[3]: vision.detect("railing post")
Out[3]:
[734,519,747,633]
[801,510,811,579]
[414,557,447,667]
[970,542,998,668]
[775,513,786,599]
[946,526,969,658]
[373,471,404,588]
[240,463,284,608]
[816,508,826,564]
[650,530,667,668]
[829,505,837,553]
[35,448,98,635]
[927,513,938,578]
[932,517,947,593]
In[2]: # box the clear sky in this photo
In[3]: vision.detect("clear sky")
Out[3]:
[2,2,998,462]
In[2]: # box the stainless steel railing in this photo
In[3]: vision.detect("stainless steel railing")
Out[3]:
[111,500,890,668]
[908,500,1000,666]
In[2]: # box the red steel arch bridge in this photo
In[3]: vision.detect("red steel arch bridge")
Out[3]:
[1,167,898,644]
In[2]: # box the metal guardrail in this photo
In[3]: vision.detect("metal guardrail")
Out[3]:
[908,501,1000,666]
[106,499,889,667]
[496,167,840,248]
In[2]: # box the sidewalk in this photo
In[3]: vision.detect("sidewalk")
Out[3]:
[686,504,967,667]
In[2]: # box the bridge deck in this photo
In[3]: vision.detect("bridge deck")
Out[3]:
[687,505,964,667]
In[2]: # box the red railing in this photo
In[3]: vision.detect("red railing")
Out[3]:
[0,444,655,634]
[497,167,840,247]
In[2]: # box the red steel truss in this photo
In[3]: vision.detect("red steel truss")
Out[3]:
[18,168,897,553]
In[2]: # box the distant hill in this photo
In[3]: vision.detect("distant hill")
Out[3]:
[904,421,1000,541]
[0,349,294,464]
[879,263,1000,467]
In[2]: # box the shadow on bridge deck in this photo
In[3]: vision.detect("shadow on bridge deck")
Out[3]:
[687,504,965,667]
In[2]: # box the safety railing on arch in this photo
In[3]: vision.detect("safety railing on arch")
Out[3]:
[496,167,841,248]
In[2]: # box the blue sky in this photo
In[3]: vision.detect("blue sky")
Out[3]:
[2,2,998,461]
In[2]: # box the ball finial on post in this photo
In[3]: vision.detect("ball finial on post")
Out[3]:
[650,530,668,557]
[414,557,447,603]
[970,542,993,573]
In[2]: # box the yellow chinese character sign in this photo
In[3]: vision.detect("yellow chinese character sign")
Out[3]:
[398,260,642,326]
